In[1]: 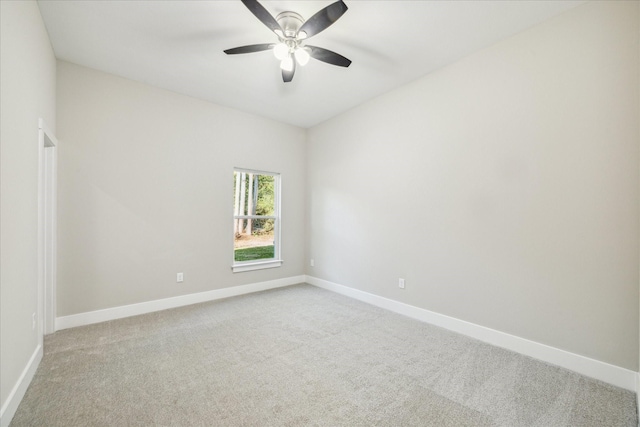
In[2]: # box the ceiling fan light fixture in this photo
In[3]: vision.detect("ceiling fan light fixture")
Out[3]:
[280,55,294,71]
[273,43,289,60]
[294,47,310,66]
[225,0,351,82]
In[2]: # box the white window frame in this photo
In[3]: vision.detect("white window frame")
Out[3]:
[232,168,282,273]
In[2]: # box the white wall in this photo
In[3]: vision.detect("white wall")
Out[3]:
[307,1,639,371]
[0,0,56,417]
[56,61,306,316]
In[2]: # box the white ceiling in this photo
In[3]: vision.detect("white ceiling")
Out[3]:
[38,0,583,128]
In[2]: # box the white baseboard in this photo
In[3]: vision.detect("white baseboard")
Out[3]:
[56,275,305,330]
[305,275,638,392]
[0,344,43,427]
[636,373,639,426]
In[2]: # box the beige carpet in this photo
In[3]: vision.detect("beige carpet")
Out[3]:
[11,284,637,426]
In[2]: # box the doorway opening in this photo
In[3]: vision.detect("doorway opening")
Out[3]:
[38,118,58,337]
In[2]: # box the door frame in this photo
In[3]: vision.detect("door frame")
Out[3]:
[38,118,58,337]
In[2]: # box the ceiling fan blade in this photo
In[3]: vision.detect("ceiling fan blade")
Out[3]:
[282,59,296,83]
[298,0,348,39]
[224,43,274,55]
[307,46,351,67]
[240,0,283,35]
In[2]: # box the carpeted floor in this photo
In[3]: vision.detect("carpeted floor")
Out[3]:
[11,284,637,426]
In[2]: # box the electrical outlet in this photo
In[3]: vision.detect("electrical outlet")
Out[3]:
[310,259,315,267]
[32,313,36,330]
[177,272,184,283]
[398,278,405,289]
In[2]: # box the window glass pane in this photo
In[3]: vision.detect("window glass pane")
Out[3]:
[255,174,275,216]
[233,172,275,216]
[234,219,275,262]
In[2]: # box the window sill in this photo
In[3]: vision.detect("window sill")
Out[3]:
[232,259,283,273]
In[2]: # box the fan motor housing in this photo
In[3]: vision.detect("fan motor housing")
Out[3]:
[275,11,304,38]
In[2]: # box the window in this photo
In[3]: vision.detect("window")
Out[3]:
[232,168,282,272]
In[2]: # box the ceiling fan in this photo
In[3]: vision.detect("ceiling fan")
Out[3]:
[224,0,352,83]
